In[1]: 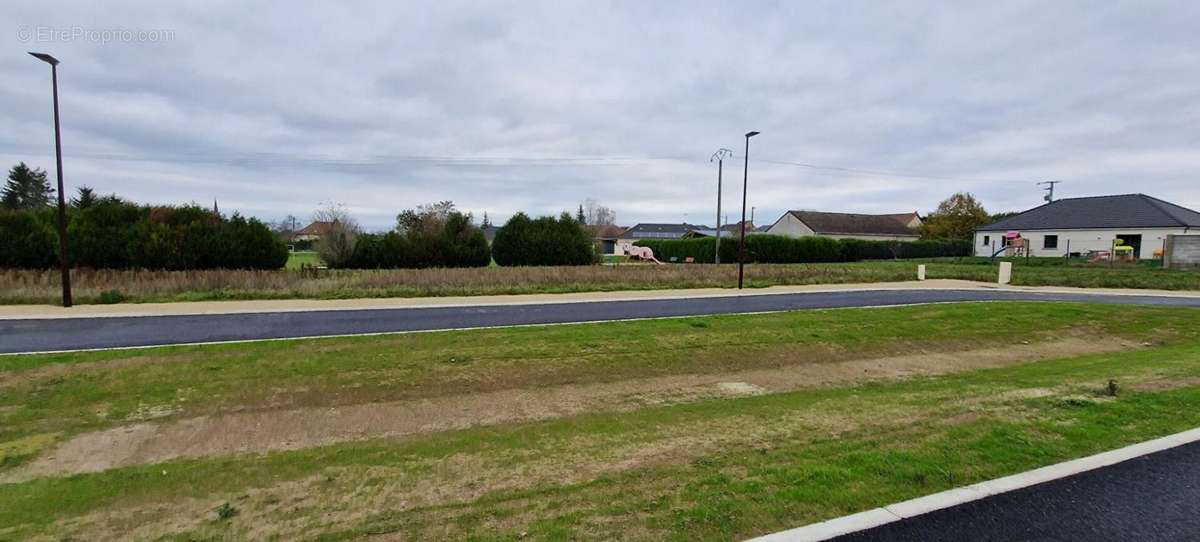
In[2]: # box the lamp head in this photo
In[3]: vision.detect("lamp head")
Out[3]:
[29,52,60,66]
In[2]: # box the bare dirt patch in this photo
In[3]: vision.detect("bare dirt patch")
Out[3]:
[6,337,1127,481]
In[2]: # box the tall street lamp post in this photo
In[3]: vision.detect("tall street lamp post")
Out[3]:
[29,52,72,307]
[710,148,732,264]
[737,131,759,289]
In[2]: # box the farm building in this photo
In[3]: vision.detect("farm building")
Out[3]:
[765,211,922,241]
[973,194,1200,259]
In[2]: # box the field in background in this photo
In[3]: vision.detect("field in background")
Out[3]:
[284,251,322,270]
[0,259,1196,305]
[3,302,1200,540]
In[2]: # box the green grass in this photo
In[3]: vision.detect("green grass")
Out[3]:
[3,327,1200,539]
[285,251,322,270]
[1,259,1197,305]
[1,302,1194,446]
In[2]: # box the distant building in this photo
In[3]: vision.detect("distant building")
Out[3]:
[974,194,1200,259]
[766,211,922,241]
[585,224,628,255]
[293,220,336,242]
[617,223,709,254]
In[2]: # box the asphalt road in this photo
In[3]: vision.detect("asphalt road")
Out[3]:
[835,440,1200,542]
[3,288,1200,354]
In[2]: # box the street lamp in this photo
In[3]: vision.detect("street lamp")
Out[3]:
[737,131,759,289]
[29,52,72,307]
[710,148,732,264]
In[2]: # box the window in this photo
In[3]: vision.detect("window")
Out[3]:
[1043,235,1058,249]
[982,235,990,246]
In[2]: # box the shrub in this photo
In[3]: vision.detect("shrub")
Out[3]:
[96,289,127,304]
[339,210,489,269]
[493,212,596,266]
[634,236,971,264]
[0,208,57,268]
[1,202,288,270]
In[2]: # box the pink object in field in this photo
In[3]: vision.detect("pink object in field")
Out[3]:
[626,245,663,264]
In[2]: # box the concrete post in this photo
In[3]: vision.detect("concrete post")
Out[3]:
[917,264,926,281]
[998,261,1012,285]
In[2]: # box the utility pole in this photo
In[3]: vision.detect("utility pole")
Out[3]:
[738,131,760,289]
[710,148,732,263]
[1038,180,1061,203]
[29,52,71,308]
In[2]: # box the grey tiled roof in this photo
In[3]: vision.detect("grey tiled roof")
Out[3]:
[787,211,920,236]
[619,223,710,239]
[978,194,1200,231]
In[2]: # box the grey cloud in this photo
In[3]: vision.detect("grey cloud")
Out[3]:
[3,1,1198,231]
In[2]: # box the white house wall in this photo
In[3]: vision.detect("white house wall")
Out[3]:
[973,228,1186,259]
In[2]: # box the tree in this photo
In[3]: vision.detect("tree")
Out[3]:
[71,186,97,209]
[921,193,990,240]
[313,203,360,268]
[481,212,492,229]
[397,200,458,236]
[576,204,586,224]
[492,211,596,266]
[1,162,53,210]
[583,198,616,225]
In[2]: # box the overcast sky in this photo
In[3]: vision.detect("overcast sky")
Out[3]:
[3,1,1198,231]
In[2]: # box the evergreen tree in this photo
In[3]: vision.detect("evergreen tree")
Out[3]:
[576,204,586,224]
[72,186,97,208]
[1,162,53,210]
[481,212,492,228]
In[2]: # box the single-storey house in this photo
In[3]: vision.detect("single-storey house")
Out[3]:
[585,224,628,255]
[616,223,709,254]
[293,220,336,242]
[973,194,1200,259]
[680,221,759,239]
[765,211,922,241]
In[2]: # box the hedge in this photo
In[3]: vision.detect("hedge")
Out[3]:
[634,235,970,264]
[492,212,596,266]
[0,201,288,270]
[341,211,490,269]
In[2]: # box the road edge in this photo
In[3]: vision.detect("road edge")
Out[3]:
[747,426,1200,542]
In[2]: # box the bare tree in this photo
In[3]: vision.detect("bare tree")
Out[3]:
[583,198,616,225]
[313,203,360,267]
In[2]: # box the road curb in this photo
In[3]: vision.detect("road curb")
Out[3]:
[747,426,1200,542]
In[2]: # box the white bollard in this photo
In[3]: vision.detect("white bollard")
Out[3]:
[998,261,1012,285]
[917,264,926,281]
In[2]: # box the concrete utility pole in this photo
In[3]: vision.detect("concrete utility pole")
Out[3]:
[29,52,71,307]
[710,148,733,263]
[1038,180,1061,202]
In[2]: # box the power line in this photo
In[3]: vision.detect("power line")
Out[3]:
[1,145,1043,186]
[742,156,1037,185]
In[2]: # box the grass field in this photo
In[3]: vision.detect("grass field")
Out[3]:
[2,302,1200,540]
[1,258,1197,305]
[284,251,322,270]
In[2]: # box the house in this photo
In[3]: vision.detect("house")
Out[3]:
[681,221,760,239]
[293,220,336,242]
[585,224,628,255]
[766,211,922,241]
[974,193,1200,259]
[616,223,709,254]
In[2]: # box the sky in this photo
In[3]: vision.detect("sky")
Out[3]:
[3,1,1199,231]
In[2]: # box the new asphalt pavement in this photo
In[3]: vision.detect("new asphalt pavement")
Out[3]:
[834,439,1200,542]
[3,288,1200,354]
